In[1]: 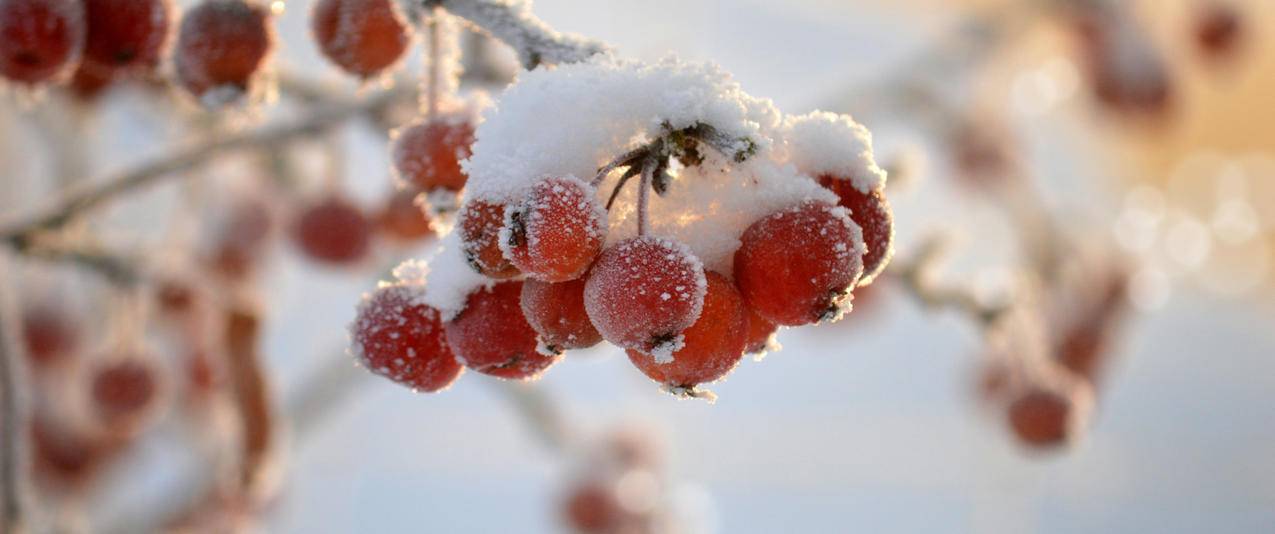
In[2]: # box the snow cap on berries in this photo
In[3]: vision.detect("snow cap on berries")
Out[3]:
[421,232,494,320]
[463,55,780,203]
[781,111,886,193]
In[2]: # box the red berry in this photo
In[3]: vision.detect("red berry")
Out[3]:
[292,195,372,265]
[82,0,172,73]
[562,482,624,534]
[349,283,463,392]
[818,176,893,285]
[311,0,410,78]
[21,301,80,368]
[174,0,273,105]
[90,357,159,431]
[1195,2,1243,60]
[504,176,606,282]
[392,116,474,192]
[741,305,776,355]
[1007,385,1084,449]
[584,236,706,353]
[733,201,864,326]
[0,0,84,85]
[208,195,273,280]
[458,198,520,279]
[376,188,434,242]
[521,277,602,353]
[444,281,560,380]
[68,62,114,101]
[626,271,747,389]
[155,277,198,316]
[29,417,111,489]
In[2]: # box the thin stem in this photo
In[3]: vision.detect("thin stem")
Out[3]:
[425,8,442,117]
[637,158,653,237]
[889,235,1010,327]
[490,380,570,453]
[592,145,648,187]
[0,256,26,532]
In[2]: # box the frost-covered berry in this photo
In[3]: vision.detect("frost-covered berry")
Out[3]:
[741,305,776,355]
[21,301,80,368]
[82,0,172,74]
[1007,384,1089,449]
[521,277,602,353]
[502,176,606,282]
[626,271,747,390]
[311,0,410,79]
[349,283,462,392]
[444,281,560,380]
[458,198,520,279]
[733,201,864,326]
[174,0,272,106]
[376,188,433,242]
[90,357,160,433]
[817,176,894,285]
[0,0,84,85]
[584,236,706,355]
[292,195,371,266]
[392,116,474,192]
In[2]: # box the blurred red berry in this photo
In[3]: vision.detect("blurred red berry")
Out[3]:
[562,482,624,534]
[21,301,80,368]
[91,357,160,432]
[0,0,84,85]
[311,0,410,78]
[292,195,372,266]
[376,188,434,242]
[1194,2,1243,60]
[392,117,475,192]
[82,0,172,73]
[1007,385,1083,449]
[174,0,273,105]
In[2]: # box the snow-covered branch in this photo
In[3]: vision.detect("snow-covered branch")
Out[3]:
[437,0,610,68]
[0,86,413,251]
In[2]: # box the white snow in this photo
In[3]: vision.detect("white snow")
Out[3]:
[780,111,886,193]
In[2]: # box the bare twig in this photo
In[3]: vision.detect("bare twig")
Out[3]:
[0,87,413,245]
[490,380,570,453]
[0,256,27,532]
[11,239,140,286]
[438,0,610,68]
[889,235,1010,327]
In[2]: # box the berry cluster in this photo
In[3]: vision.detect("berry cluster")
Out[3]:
[349,58,896,400]
[0,0,424,107]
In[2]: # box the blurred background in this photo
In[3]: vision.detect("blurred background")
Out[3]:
[2,0,1274,532]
